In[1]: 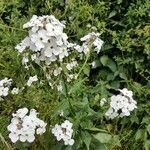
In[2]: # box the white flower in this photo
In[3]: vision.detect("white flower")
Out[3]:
[27,75,38,86]
[86,24,91,28]
[13,107,28,118]
[91,26,97,31]
[91,61,96,68]
[22,56,29,66]
[119,88,133,98]
[59,110,64,116]
[57,82,63,92]
[31,54,37,61]
[67,74,74,82]
[74,45,83,53]
[53,67,62,76]
[100,98,107,107]
[61,120,73,129]
[105,88,137,119]
[15,37,30,53]
[52,120,74,146]
[66,60,78,71]
[11,88,19,95]
[80,32,103,54]
[0,78,12,98]
[8,108,47,143]
[64,139,75,145]
[30,33,45,50]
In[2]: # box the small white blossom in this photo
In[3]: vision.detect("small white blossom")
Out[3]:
[59,110,64,117]
[67,74,74,82]
[27,75,38,86]
[57,82,63,92]
[53,67,62,76]
[52,120,74,146]
[86,24,91,28]
[91,26,97,31]
[100,98,107,107]
[22,56,29,67]
[80,32,103,54]
[91,61,96,68]
[66,60,78,71]
[0,78,12,98]
[11,88,19,95]
[8,108,47,143]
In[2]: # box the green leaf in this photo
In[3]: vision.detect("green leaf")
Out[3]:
[81,131,92,150]
[83,64,90,76]
[93,133,112,143]
[135,129,145,141]
[146,125,150,135]
[142,117,150,124]
[85,127,107,133]
[107,73,115,81]
[144,140,150,150]
[108,10,117,18]
[107,59,117,72]
[100,55,117,72]
[91,138,106,150]
[110,135,121,147]
[119,72,127,80]
[110,80,120,88]
[100,55,109,66]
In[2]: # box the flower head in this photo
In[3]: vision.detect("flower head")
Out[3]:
[52,120,74,146]
[8,108,47,143]
[105,88,137,119]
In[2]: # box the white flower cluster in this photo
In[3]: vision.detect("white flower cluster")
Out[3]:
[27,75,38,86]
[79,32,104,54]
[52,120,74,145]
[66,59,78,71]
[0,78,12,98]
[105,88,137,119]
[15,15,104,89]
[7,108,47,143]
[15,15,69,66]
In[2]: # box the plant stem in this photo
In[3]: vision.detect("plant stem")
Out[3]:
[76,51,90,78]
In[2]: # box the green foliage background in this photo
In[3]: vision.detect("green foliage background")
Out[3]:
[0,0,150,149]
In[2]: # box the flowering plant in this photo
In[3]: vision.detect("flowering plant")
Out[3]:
[0,0,149,149]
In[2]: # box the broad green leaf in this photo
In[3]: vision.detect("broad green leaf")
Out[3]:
[119,72,127,80]
[100,55,117,72]
[81,131,92,150]
[100,55,109,66]
[107,59,117,72]
[90,138,106,150]
[107,73,115,81]
[110,80,120,88]
[135,129,145,141]
[93,133,112,143]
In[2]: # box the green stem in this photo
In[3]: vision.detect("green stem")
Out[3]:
[76,52,90,78]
